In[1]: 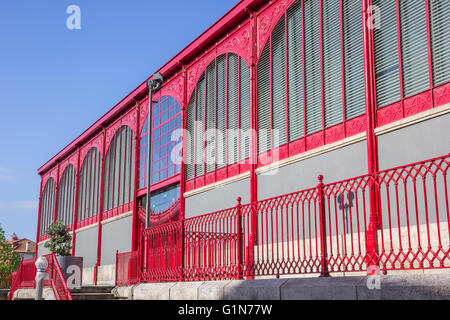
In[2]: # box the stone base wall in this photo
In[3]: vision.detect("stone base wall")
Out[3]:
[113,273,450,300]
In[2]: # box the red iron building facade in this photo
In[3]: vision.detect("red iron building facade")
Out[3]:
[36,0,449,284]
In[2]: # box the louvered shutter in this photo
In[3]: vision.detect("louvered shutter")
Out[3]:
[80,155,86,221]
[41,179,56,236]
[206,61,216,173]
[228,54,240,165]
[304,0,322,134]
[239,57,251,161]
[58,166,76,226]
[400,0,430,98]
[429,0,450,86]
[343,0,365,119]
[119,128,126,206]
[323,0,343,128]
[129,134,135,200]
[93,149,101,217]
[373,0,401,108]
[257,42,271,154]
[287,0,304,142]
[195,75,206,177]
[217,55,227,168]
[186,94,196,180]
[272,17,287,148]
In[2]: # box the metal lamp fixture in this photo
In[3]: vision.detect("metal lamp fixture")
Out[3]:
[146,73,164,228]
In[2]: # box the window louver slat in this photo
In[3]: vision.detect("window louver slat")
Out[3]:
[217,55,227,169]
[186,95,196,180]
[400,0,430,98]
[195,76,205,177]
[343,0,365,119]
[272,17,287,148]
[373,0,401,108]
[40,179,56,236]
[287,0,304,142]
[228,54,240,165]
[323,0,343,128]
[257,42,271,154]
[429,0,450,86]
[240,58,251,161]
[206,62,216,173]
[58,166,76,226]
[304,0,322,134]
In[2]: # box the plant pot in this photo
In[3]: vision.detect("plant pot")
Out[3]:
[56,256,83,290]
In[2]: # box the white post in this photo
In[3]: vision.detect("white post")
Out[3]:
[35,256,48,301]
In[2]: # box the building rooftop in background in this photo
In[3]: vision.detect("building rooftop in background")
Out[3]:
[7,233,36,257]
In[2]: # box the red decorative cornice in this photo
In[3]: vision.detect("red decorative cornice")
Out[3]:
[187,49,217,101]
[42,167,58,191]
[80,133,104,164]
[105,108,138,148]
[217,23,252,65]
[161,75,185,107]
[257,0,293,59]
[139,97,150,134]
[58,152,79,179]
[376,102,403,127]
[404,91,432,118]
[433,82,450,107]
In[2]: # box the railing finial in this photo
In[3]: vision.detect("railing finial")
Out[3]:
[318,175,324,184]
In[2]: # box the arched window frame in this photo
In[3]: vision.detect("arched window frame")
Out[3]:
[256,0,368,164]
[103,125,136,219]
[77,147,102,229]
[38,177,56,241]
[57,164,76,227]
[186,52,252,190]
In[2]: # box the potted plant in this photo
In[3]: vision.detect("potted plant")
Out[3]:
[44,221,83,289]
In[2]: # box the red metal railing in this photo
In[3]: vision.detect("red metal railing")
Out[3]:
[0,272,12,289]
[8,254,72,300]
[115,251,140,286]
[116,154,449,285]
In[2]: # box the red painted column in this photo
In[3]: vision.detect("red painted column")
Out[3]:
[131,101,140,252]
[35,177,44,257]
[247,10,258,280]
[362,0,381,272]
[180,65,188,281]
[94,128,107,285]
[71,148,81,256]
[318,175,330,277]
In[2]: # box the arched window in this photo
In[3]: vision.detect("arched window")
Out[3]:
[39,178,56,237]
[57,165,76,226]
[78,148,101,223]
[257,0,365,153]
[139,96,182,189]
[186,53,251,181]
[103,126,135,212]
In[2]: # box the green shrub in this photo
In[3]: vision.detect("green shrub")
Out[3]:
[44,221,72,257]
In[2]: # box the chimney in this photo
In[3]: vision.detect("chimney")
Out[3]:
[9,232,18,242]
[26,242,31,252]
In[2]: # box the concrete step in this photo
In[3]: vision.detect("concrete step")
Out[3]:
[70,286,117,301]
[70,286,115,294]
[71,293,116,301]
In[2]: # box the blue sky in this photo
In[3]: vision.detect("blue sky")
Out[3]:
[0,0,238,241]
